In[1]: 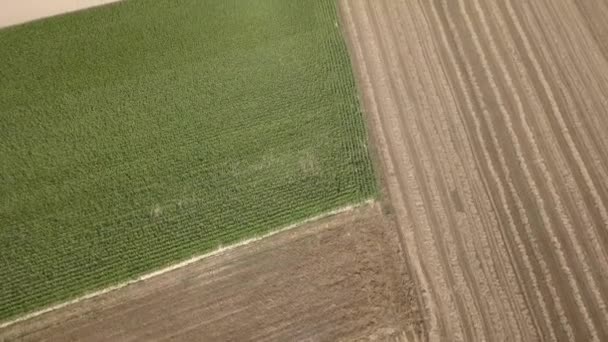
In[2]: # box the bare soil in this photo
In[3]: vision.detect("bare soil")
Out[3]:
[340,0,608,341]
[0,0,122,29]
[0,204,425,342]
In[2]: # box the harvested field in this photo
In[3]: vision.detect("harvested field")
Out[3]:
[340,0,608,341]
[0,204,425,342]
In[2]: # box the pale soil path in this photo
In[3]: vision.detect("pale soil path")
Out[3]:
[0,0,122,29]
[0,204,426,342]
[340,0,608,340]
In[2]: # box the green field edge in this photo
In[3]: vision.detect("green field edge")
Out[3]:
[0,197,375,329]
[0,0,379,323]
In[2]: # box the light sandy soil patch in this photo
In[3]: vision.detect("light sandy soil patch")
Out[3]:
[340,0,608,341]
[0,203,425,341]
[0,0,121,29]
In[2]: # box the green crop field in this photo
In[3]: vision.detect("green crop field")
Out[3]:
[0,0,376,321]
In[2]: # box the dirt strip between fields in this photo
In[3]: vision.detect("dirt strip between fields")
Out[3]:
[0,0,122,29]
[340,0,608,341]
[0,203,425,342]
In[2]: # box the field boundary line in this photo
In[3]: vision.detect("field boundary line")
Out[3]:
[0,199,374,329]
[0,0,124,29]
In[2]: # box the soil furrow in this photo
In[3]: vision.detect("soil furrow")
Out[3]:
[366,3,493,339]
[341,1,608,340]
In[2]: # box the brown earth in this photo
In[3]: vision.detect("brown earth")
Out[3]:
[0,204,425,342]
[340,0,608,341]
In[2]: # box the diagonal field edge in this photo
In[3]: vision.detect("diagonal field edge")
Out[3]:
[0,199,374,330]
[0,0,123,29]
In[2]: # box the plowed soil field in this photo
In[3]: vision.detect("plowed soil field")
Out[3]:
[0,204,425,341]
[340,0,608,340]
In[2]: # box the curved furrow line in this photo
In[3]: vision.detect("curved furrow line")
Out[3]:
[507,0,608,323]
[339,2,456,339]
[452,1,603,340]
[546,5,608,172]
[487,0,608,320]
[551,0,608,111]
[379,3,502,342]
[340,1,608,339]
[469,0,608,328]
[426,1,544,340]
[408,3,539,339]
[573,0,608,62]
[362,2,484,339]
[427,0,573,340]
[522,0,608,227]
[521,0,608,166]
[383,0,501,335]
[410,3,542,339]
[507,6,608,282]
[503,0,608,236]
[562,0,608,78]
[386,1,520,339]
[485,0,608,275]
[337,4,438,338]
[423,1,559,340]
[547,67,608,184]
